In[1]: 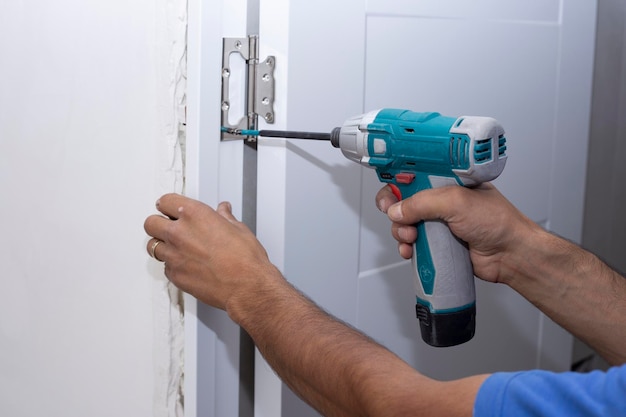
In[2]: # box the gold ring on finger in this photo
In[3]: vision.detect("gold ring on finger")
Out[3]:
[150,240,164,262]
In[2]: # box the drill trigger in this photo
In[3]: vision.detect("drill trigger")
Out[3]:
[389,184,402,201]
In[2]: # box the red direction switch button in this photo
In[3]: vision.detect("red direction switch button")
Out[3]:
[396,172,416,184]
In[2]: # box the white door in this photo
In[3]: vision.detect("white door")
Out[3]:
[255,0,596,415]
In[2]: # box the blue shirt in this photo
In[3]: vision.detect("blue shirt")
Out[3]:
[474,364,626,416]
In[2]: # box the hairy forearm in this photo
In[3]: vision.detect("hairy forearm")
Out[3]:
[503,228,626,365]
[239,275,369,416]
[227,267,400,416]
[226,266,484,417]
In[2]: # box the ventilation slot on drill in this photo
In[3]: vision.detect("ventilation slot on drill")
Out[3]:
[498,134,507,157]
[474,139,492,164]
[449,136,470,169]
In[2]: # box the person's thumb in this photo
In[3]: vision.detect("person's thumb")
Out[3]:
[387,186,458,224]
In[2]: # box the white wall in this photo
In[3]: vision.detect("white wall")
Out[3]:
[0,1,186,416]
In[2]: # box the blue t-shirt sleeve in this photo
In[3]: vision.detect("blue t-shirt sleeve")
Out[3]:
[474,364,626,417]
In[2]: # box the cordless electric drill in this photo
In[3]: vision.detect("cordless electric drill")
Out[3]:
[330,109,507,347]
[223,108,507,347]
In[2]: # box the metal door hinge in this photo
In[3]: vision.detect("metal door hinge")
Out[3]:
[221,36,275,141]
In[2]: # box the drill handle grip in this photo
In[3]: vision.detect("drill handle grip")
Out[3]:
[389,179,476,347]
[413,219,476,346]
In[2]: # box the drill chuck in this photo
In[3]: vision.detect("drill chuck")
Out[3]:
[330,127,342,148]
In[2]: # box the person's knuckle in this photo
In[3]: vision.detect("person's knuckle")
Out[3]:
[441,185,467,208]
[163,220,183,247]
[182,200,201,216]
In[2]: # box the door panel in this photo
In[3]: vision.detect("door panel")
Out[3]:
[356,13,564,380]
[367,0,560,22]
[257,0,596,415]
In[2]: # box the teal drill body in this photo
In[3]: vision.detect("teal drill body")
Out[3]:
[331,108,507,347]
